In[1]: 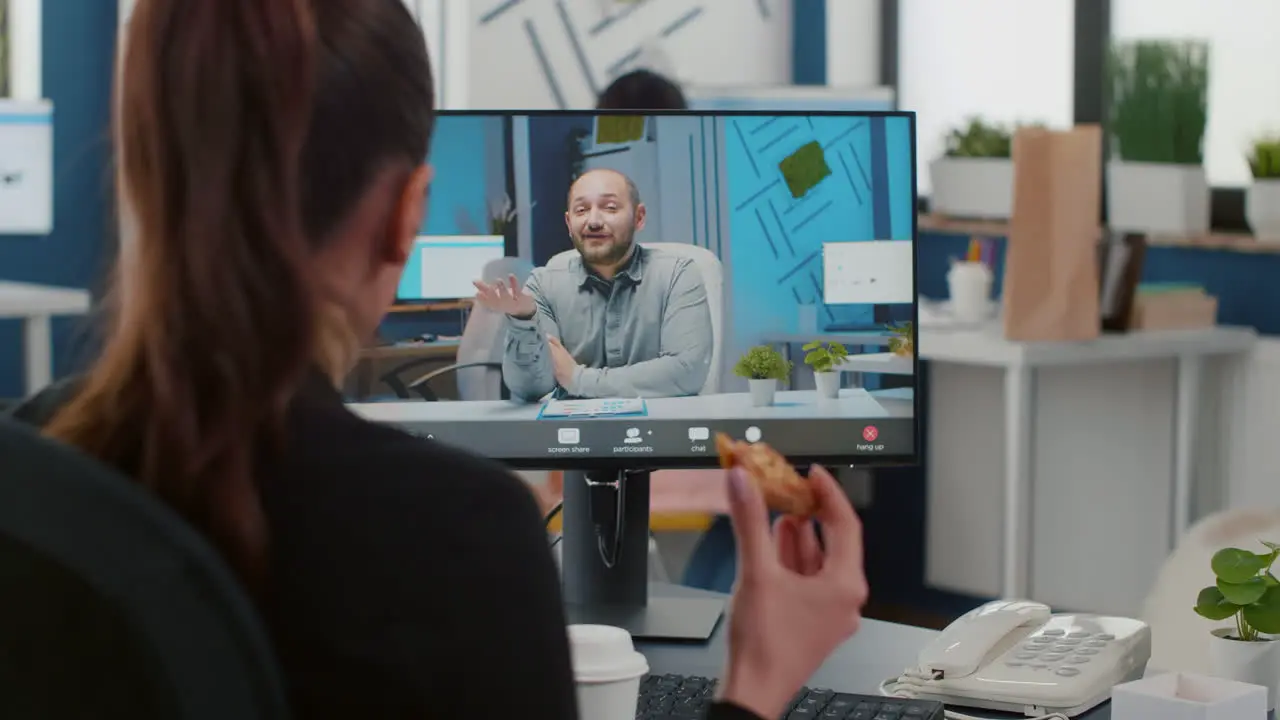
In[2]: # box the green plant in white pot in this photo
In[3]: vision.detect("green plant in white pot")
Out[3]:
[1194,541,1280,710]
[1107,39,1210,236]
[930,117,1016,220]
[803,340,848,400]
[1246,136,1280,241]
[733,345,791,407]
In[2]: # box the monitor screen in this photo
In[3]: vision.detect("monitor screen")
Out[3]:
[396,235,506,302]
[352,110,918,469]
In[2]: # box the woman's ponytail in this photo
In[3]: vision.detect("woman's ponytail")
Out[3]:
[46,0,325,591]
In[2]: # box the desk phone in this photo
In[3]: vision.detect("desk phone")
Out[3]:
[882,600,1150,719]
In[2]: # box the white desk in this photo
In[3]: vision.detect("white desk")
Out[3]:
[921,324,1256,612]
[0,281,92,396]
[643,583,1115,719]
[351,387,915,423]
[835,352,916,386]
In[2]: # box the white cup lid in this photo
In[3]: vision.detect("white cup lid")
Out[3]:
[567,624,650,684]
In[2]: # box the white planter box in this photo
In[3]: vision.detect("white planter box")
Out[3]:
[1111,672,1267,720]
[814,370,841,399]
[748,379,777,407]
[1107,161,1210,237]
[929,157,1014,219]
[1246,179,1280,241]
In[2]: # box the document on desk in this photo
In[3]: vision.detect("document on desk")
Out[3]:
[537,398,648,419]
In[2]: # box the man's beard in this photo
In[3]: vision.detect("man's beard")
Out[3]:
[573,226,634,266]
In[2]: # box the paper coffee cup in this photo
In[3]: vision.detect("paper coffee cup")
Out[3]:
[947,261,993,323]
[568,624,649,720]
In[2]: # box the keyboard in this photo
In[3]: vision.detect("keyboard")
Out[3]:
[637,673,945,720]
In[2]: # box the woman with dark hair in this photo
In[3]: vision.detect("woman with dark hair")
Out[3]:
[11,3,867,718]
[597,69,689,110]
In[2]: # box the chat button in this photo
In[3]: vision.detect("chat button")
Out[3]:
[688,427,710,441]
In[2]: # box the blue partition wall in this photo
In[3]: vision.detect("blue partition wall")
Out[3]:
[0,0,118,399]
[724,115,914,336]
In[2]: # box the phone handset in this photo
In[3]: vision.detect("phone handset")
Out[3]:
[916,600,1052,679]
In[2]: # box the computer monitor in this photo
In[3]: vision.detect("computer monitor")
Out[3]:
[350,109,919,640]
[395,235,506,303]
[686,84,896,113]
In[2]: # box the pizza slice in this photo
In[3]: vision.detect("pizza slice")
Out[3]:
[716,432,816,516]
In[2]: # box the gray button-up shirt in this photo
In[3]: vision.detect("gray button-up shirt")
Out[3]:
[502,246,713,401]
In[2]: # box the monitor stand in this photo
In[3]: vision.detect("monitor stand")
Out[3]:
[561,468,725,642]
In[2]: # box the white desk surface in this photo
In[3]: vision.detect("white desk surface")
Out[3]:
[834,352,915,376]
[0,280,92,318]
[920,324,1257,368]
[350,388,914,423]
[645,584,1113,719]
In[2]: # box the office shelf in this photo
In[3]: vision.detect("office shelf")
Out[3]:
[919,213,1280,254]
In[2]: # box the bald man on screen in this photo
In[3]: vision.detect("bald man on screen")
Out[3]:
[473,168,713,401]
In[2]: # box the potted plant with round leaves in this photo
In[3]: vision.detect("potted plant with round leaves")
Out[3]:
[1246,136,1280,240]
[733,345,791,407]
[803,340,848,399]
[1194,541,1280,710]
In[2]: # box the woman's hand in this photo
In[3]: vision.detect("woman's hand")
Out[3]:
[718,465,869,719]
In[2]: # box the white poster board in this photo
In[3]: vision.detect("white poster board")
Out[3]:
[0,99,53,235]
[822,240,914,305]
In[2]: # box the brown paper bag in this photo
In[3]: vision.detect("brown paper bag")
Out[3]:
[1002,125,1103,342]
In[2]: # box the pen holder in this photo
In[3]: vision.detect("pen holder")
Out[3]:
[947,261,993,323]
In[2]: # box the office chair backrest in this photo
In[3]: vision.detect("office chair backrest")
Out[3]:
[0,418,290,719]
[548,243,724,394]
[457,256,534,400]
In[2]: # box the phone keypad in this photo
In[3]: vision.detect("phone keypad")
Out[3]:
[1005,629,1113,673]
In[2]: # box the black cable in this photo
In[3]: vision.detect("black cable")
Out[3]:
[585,470,626,569]
[544,501,563,528]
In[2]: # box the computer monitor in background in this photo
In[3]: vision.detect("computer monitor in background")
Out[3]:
[686,84,896,113]
[395,235,506,303]
[352,109,918,641]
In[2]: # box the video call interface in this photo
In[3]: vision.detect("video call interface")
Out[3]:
[361,111,918,464]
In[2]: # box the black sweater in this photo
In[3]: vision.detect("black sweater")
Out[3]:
[10,375,761,720]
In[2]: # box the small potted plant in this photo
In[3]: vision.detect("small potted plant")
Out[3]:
[803,340,848,399]
[1247,136,1280,241]
[733,345,791,407]
[888,321,914,357]
[929,117,1016,220]
[1107,39,1211,236]
[1194,541,1280,708]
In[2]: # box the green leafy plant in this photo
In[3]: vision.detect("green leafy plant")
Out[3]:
[1248,136,1280,180]
[802,341,848,373]
[944,117,1014,159]
[1108,40,1210,165]
[778,141,832,198]
[733,345,791,382]
[1194,541,1280,641]
[887,322,914,357]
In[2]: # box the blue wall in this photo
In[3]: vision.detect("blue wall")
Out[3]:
[0,0,118,399]
[527,114,593,266]
[399,114,507,300]
[724,114,914,338]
